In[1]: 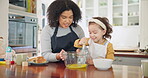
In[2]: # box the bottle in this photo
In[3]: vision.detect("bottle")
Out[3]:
[5,47,13,61]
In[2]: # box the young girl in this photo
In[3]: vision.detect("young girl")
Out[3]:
[74,17,114,65]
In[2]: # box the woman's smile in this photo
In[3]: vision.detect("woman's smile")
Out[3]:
[59,10,73,28]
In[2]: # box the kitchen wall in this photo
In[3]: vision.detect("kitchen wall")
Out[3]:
[0,0,9,50]
[140,0,148,49]
[111,26,140,50]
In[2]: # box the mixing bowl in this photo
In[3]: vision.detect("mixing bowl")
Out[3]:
[93,59,113,70]
[62,52,87,69]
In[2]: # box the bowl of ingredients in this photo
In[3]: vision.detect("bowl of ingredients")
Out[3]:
[93,59,113,70]
[62,51,87,69]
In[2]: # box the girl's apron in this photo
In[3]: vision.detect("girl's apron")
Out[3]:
[88,39,109,59]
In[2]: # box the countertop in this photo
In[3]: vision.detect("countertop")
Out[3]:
[12,46,36,52]
[115,52,148,58]
[0,62,145,78]
[8,46,148,58]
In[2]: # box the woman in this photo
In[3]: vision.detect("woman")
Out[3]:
[41,0,85,62]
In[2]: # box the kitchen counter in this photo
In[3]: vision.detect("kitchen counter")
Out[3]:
[115,52,148,58]
[0,62,145,78]
[114,52,148,66]
[12,46,37,53]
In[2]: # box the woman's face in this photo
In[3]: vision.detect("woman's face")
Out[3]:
[88,23,106,43]
[59,10,73,28]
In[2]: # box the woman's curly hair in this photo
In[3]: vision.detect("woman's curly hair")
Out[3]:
[91,17,113,39]
[47,0,82,27]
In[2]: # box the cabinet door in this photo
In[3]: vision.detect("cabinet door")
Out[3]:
[111,0,140,49]
[82,0,139,26]
[128,0,139,26]
[85,0,94,19]
[98,0,109,17]
[112,0,139,26]
[112,0,123,26]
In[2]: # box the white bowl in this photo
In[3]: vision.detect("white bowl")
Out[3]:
[93,59,113,70]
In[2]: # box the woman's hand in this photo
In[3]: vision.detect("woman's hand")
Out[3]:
[76,49,81,53]
[60,49,67,60]
[56,49,66,60]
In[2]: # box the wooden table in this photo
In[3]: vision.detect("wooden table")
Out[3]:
[0,62,145,78]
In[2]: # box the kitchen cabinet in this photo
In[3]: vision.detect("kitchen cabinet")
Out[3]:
[9,0,37,17]
[112,0,139,26]
[82,0,139,27]
[9,0,37,14]
[85,0,94,19]
[127,0,139,26]
[112,0,123,26]
[80,0,140,50]
[113,56,148,66]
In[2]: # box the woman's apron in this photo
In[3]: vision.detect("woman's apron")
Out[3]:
[51,26,79,53]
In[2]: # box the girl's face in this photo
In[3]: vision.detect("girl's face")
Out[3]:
[59,10,73,28]
[88,23,106,43]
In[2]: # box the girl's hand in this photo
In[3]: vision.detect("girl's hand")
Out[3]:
[86,59,94,65]
[79,37,88,45]
[74,37,89,48]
